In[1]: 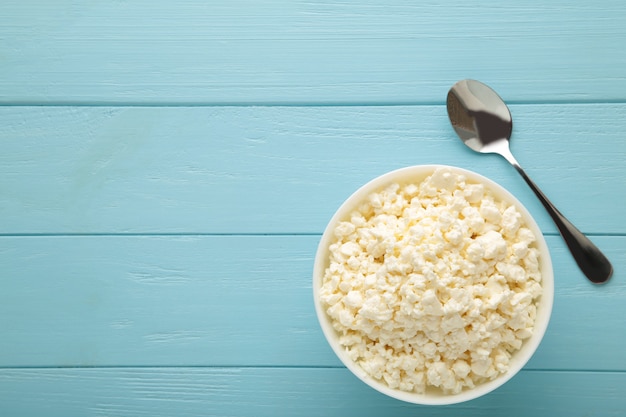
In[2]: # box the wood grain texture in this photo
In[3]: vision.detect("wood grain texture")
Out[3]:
[1,368,624,417]
[1,235,623,370]
[1,1,625,104]
[2,1,626,414]
[1,105,624,234]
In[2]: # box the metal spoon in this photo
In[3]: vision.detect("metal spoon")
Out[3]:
[446,79,612,284]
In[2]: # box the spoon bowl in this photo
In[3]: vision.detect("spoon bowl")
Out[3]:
[447,79,612,284]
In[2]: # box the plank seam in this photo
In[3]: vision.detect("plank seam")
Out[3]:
[0,365,624,374]
[2,100,626,108]
[0,232,621,238]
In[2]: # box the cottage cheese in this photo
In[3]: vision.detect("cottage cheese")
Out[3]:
[319,167,542,395]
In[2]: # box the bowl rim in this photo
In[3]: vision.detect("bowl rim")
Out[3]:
[312,164,554,405]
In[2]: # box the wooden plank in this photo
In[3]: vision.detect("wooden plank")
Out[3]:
[0,367,624,417]
[0,235,623,370]
[1,105,624,234]
[1,1,625,104]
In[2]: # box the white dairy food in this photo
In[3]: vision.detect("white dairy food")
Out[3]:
[319,167,542,395]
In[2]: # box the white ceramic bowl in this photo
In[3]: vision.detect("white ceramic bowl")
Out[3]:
[313,165,554,405]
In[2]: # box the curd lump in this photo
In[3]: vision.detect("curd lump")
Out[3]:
[319,167,542,394]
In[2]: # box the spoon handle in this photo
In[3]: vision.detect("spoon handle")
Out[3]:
[502,154,613,284]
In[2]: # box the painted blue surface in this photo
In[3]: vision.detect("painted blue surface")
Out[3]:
[1,1,625,416]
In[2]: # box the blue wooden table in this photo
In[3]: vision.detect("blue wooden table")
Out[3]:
[1,1,625,416]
